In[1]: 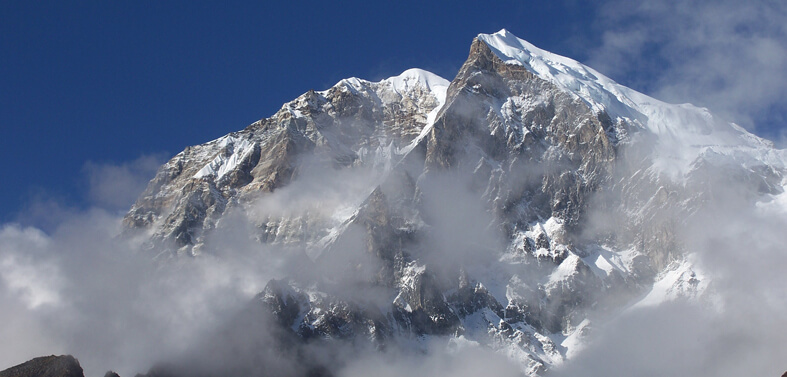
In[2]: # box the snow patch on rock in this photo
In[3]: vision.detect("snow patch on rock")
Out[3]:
[193,136,256,180]
[631,258,707,309]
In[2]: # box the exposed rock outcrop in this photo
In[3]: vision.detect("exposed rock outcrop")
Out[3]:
[0,355,83,377]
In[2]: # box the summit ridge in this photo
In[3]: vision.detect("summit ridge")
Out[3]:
[479,29,786,177]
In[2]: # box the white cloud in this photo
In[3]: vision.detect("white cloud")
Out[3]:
[586,0,787,132]
[0,160,286,377]
[83,154,164,211]
[0,225,61,308]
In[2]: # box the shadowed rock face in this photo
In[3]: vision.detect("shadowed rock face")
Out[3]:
[425,38,616,234]
[0,356,83,377]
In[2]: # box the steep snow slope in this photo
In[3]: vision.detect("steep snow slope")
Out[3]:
[480,29,786,178]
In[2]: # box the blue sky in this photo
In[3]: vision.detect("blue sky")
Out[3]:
[2,1,785,222]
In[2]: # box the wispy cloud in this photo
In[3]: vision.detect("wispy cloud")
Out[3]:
[83,155,165,211]
[553,145,787,376]
[586,0,787,134]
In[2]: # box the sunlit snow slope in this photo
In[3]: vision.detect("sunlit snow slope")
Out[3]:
[480,29,786,178]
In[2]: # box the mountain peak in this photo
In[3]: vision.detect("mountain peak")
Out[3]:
[384,68,449,105]
[116,29,787,377]
[477,29,643,117]
[480,29,556,63]
[388,68,449,90]
[478,29,785,178]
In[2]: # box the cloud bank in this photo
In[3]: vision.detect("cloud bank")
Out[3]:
[0,158,290,377]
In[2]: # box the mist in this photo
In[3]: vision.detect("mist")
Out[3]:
[3,127,786,377]
[549,140,787,376]
[337,337,522,377]
[0,159,294,377]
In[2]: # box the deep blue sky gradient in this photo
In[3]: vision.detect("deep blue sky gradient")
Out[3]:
[0,1,781,221]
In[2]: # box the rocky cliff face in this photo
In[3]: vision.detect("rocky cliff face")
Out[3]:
[124,68,448,256]
[0,356,83,377]
[121,30,786,376]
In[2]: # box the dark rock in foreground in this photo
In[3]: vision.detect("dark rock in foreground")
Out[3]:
[0,355,83,377]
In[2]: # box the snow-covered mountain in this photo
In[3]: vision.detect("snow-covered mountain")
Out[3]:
[123,29,786,376]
